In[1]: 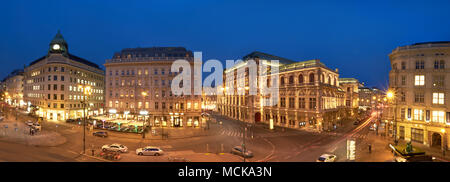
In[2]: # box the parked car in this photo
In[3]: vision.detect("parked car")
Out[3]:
[316,154,337,162]
[66,119,75,123]
[25,120,34,126]
[120,127,129,132]
[102,143,128,153]
[136,146,164,156]
[353,121,359,125]
[230,146,253,158]
[93,131,108,138]
[0,116,4,122]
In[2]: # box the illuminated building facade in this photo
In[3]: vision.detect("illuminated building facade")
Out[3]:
[2,69,24,108]
[217,52,346,131]
[104,47,203,128]
[388,41,450,150]
[23,31,105,121]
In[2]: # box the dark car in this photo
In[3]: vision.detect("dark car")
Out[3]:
[353,121,359,125]
[93,131,108,138]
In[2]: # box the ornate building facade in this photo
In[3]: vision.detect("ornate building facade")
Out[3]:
[104,47,203,128]
[23,31,105,121]
[217,52,346,131]
[387,41,450,150]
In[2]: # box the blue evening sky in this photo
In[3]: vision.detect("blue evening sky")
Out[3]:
[1,0,449,89]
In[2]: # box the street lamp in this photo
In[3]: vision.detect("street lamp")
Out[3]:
[386,90,398,145]
[79,84,93,154]
[141,91,148,139]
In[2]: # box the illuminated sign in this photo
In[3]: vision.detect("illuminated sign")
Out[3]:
[347,139,356,161]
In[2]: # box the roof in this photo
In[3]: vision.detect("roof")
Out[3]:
[113,47,193,58]
[28,54,100,69]
[412,41,450,46]
[243,51,296,65]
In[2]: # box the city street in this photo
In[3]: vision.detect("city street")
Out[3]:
[0,106,399,162]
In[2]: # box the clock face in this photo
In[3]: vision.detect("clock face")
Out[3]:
[52,44,60,50]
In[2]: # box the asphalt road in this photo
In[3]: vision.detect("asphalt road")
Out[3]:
[0,107,375,162]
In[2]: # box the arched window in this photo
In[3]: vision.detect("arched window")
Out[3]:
[298,74,304,84]
[280,76,285,85]
[289,76,294,84]
[328,76,332,85]
[309,73,315,83]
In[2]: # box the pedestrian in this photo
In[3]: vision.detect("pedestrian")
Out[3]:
[368,144,372,153]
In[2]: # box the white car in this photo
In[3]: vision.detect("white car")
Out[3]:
[136,146,164,156]
[0,116,4,121]
[317,154,337,162]
[25,121,34,126]
[102,144,128,153]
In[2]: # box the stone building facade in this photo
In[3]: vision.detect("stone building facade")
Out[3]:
[104,47,203,128]
[2,69,24,108]
[23,31,105,121]
[387,41,450,150]
[217,52,346,131]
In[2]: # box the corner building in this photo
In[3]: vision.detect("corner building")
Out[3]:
[388,41,450,150]
[217,52,347,131]
[23,31,105,121]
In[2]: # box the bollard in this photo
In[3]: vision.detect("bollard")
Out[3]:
[206,144,209,153]
[221,144,224,153]
[92,149,95,156]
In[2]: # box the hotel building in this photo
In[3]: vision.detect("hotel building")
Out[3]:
[388,41,450,150]
[104,47,203,128]
[23,31,105,121]
[217,52,346,131]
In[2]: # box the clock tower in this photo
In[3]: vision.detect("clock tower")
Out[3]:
[48,30,68,56]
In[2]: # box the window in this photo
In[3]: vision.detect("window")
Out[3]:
[61,76,64,81]
[61,94,64,100]
[414,75,425,86]
[411,128,424,143]
[401,75,406,85]
[298,98,305,109]
[53,84,57,90]
[401,108,406,120]
[401,62,406,70]
[289,76,294,84]
[155,102,159,109]
[413,109,423,121]
[432,111,445,123]
[392,63,397,70]
[432,93,444,104]
[415,61,424,69]
[400,91,406,102]
[309,73,315,83]
[280,98,286,107]
[435,60,445,69]
[414,92,424,103]
[280,77,285,85]
[289,98,295,108]
[309,98,316,109]
[298,75,304,84]
[432,75,445,87]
